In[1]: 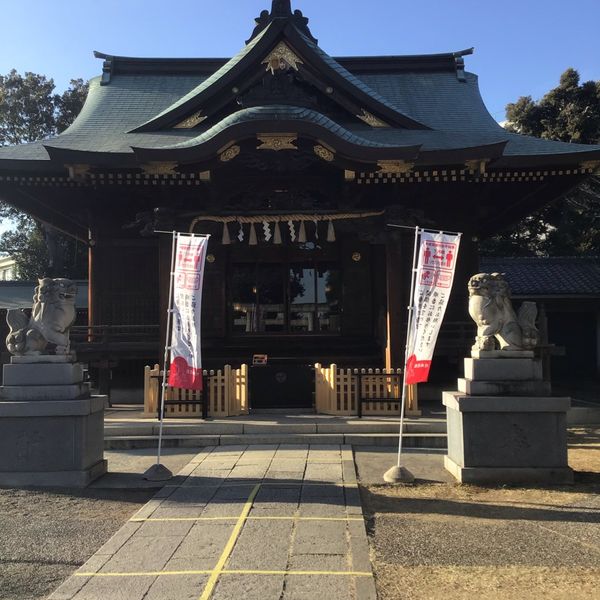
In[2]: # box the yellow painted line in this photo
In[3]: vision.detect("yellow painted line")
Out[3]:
[198,483,261,600]
[75,571,212,577]
[75,569,372,578]
[248,516,364,522]
[221,570,373,577]
[131,516,363,523]
[130,517,237,522]
[166,482,356,488]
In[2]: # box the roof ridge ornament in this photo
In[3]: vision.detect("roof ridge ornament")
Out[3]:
[247,1,318,45]
[271,0,292,17]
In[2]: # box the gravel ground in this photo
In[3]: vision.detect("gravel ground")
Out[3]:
[3,436,600,600]
[361,442,600,600]
[0,447,198,600]
[0,487,154,600]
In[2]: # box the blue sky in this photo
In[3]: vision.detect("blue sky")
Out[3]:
[0,0,599,124]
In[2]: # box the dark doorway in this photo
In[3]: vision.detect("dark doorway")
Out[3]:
[250,365,314,409]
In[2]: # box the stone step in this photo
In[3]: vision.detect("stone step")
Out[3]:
[104,432,448,450]
[103,419,447,437]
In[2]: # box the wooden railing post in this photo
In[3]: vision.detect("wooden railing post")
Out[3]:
[239,364,249,414]
[143,364,160,417]
[405,383,421,416]
[224,365,232,416]
[330,364,337,413]
[314,363,325,414]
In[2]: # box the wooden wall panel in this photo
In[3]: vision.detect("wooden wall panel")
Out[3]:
[341,237,372,337]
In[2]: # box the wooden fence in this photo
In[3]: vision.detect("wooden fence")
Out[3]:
[143,364,249,418]
[144,363,418,418]
[314,364,420,416]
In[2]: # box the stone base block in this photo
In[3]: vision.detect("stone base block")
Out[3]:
[11,354,76,364]
[471,350,534,359]
[3,362,84,386]
[464,357,542,381]
[443,391,571,485]
[0,396,106,488]
[0,383,90,401]
[0,459,108,487]
[457,378,551,397]
[444,456,574,485]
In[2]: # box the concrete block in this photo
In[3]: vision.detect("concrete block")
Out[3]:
[156,422,244,435]
[0,396,105,417]
[228,520,293,570]
[471,350,534,359]
[567,406,600,425]
[213,574,284,600]
[282,573,353,600]
[464,357,542,381]
[219,433,345,446]
[293,520,348,555]
[444,392,571,481]
[443,391,571,413]
[104,424,154,436]
[11,354,74,364]
[345,433,447,448]
[0,394,105,487]
[0,459,107,487]
[3,362,83,386]
[458,378,551,396]
[445,456,574,485]
[317,422,399,434]
[0,382,90,401]
[243,423,317,434]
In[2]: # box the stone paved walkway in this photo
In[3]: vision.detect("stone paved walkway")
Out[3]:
[49,444,376,600]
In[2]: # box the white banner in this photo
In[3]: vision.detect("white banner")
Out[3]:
[168,235,208,390]
[405,229,461,384]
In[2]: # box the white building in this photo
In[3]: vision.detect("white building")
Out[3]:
[0,256,16,281]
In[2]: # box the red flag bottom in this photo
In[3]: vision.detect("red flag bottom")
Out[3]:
[168,356,203,390]
[405,354,432,385]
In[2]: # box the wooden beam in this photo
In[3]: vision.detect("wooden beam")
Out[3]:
[385,239,406,370]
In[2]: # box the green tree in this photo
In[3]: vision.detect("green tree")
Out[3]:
[0,71,89,279]
[481,68,600,256]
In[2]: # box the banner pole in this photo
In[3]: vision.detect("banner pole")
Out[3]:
[398,226,421,465]
[144,231,178,481]
[384,226,420,483]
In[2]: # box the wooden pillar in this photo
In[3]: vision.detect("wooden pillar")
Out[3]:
[596,310,600,377]
[158,234,172,354]
[87,236,107,328]
[385,239,406,370]
[87,241,95,329]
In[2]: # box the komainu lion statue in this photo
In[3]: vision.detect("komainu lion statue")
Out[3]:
[6,278,77,356]
[468,273,539,352]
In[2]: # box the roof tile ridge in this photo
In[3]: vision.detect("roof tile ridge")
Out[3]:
[289,24,430,130]
[127,23,277,133]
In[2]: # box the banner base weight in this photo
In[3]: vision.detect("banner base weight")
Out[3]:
[383,465,415,484]
[143,463,173,482]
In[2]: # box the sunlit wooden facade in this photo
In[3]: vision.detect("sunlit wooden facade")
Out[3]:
[1,1,599,404]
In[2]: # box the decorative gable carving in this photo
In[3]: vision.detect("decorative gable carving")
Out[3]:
[262,42,303,74]
[357,110,389,128]
[174,111,206,129]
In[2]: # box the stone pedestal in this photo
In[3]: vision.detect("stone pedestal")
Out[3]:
[0,356,107,487]
[444,355,573,485]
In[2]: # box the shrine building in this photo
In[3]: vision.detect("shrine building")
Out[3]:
[1,0,599,409]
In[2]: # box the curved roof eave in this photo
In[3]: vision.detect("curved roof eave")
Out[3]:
[129,22,283,133]
[129,20,429,134]
[131,121,422,165]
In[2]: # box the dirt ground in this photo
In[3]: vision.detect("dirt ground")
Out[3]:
[0,487,153,600]
[2,436,599,600]
[362,439,600,600]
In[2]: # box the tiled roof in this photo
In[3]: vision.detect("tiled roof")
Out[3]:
[1,21,600,164]
[479,257,600,297]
